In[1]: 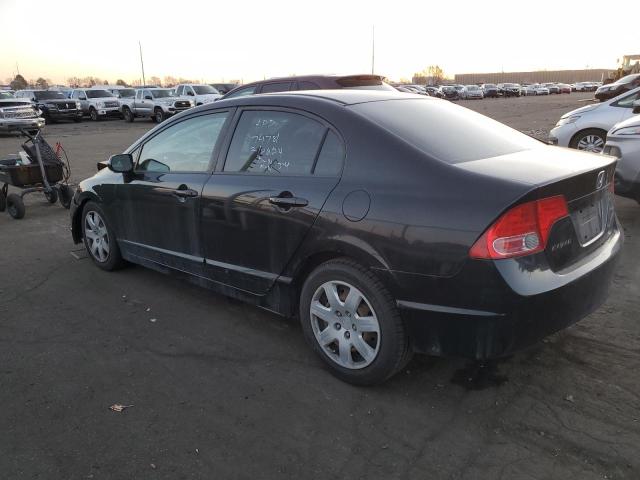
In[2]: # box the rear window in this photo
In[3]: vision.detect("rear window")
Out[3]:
[336,76,396,91]
[351,99,541,164]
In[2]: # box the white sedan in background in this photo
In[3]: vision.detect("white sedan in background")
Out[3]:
[549,87,640,153]
[603,104,640,203]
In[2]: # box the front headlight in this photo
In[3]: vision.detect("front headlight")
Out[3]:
[189,100,195,106]
[76,102,81,109]
[613,126,640,136]
[556,115,580,127]
[97,101,105,108]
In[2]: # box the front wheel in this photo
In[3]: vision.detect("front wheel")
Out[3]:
[82,201,126,271]
[154,108,166,123]
[7,193,25,219]
[299,259,412,385]
[570,128,607,153]
[89,108,99,121]
[123,107,134,122]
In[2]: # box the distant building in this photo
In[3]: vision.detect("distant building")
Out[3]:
[454,69,611,85]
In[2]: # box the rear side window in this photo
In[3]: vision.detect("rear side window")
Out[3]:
[225,86,256,99]
[314,131,344,176]
[297,81,321,90]
[223,110,326,175]
[351,99,541,164]
[260,82,291,93]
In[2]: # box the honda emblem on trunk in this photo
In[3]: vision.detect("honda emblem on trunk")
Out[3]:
[596,170,606,190]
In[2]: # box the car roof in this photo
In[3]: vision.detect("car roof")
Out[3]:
[211,89,425,108]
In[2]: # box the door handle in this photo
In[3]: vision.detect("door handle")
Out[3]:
[172,187,199,199]
[268,193,308,208]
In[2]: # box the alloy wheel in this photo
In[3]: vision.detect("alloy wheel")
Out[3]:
[310,281,380,370]
[577,135,605,153]
[85,211,110,262]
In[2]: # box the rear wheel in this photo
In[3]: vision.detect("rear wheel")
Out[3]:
[82,201,126,271]
[7,194,25,219]
[299,259,412,385]
[570,128,607,153]
[0,192,5,212]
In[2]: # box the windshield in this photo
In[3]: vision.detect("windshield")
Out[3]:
[484,84,496,88]
[86,90,113,98]
[151,89,174,98]
[466,85,479,90]
[193,85,219,95]
[117,89,136,98]
[34,91,67,100]
[0,92,15,99]
[351,98,541,164]
[617,74,640,85]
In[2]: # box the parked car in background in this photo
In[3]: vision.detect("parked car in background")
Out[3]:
[603,101,640,202]
[103,86,137,111]
[543,83,560,94]
[174,84,221,105]
[71,89,621,385]
[464,85,484,99]
[453,84,467,99]
[425,86,444,98]
[482,84,499,98]
[520,84,536,96]
[70,88,120,121]
[558,83,572,94]
[502,83,521,97]
[533,84,550,95]
[122,88,194,123]
[15,89,82,124]
[48,86,73,98]
[574,82,597,92]
[595,74,640,102]
[440,85,459,100]
[209,83,238,95]
[0,91,45,134]
[222,74,396,99]
[549,87,640,153]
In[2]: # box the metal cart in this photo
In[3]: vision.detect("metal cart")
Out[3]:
[0,129,74,219]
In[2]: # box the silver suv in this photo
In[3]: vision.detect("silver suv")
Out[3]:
[70,88,121,121]
[0,91,45,134]
[122,88,194,123]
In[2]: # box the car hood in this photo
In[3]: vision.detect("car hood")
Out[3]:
[609,114,640,134]
[560,102,601,119]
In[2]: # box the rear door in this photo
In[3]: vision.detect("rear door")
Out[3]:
[115,111,232,274]
[200,107,345,294]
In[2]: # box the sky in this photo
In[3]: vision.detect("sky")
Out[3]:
[1,0,638,85]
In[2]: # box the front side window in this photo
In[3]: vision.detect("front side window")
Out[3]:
[137,112,228,173]
[223,110,326,175]
[193,85,218,95]
[225,86,256,99]
[614,90,640,108]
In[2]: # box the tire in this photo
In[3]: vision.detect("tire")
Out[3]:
[154,108,165,123]
[81,201,126,271]
[44,188,58,204]
[0,192,5,212]
[58,185,73,209]
[123,107,134,123]
[7,194,25,219]
[73,117,82,123]
[569,128,607,153]
[89,108,99,121]
[299,258,412,385]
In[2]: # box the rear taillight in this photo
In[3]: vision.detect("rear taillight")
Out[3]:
[470,195,569,260]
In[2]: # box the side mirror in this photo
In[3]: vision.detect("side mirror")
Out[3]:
[108,154,134,173]
[633,100,640,115]
[144,95,153,100]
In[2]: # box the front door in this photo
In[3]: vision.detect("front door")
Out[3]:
[200,108,345,294]
[116,111,231,274]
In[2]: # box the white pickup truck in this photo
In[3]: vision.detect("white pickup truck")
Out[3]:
[122,88,194,123]
[174,84,221,105]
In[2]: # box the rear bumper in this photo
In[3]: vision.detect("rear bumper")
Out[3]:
[391,227,622,359]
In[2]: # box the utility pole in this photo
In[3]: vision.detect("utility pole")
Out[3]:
[139,41,146,86]
[371,25,375,74]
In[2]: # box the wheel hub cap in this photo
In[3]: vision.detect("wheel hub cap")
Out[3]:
[577,135,604,153]
[84,211,110,263]
[310,281,381,370]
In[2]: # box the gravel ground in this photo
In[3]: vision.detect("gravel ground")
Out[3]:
[0,93,638,480]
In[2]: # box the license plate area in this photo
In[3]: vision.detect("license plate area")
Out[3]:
[569,191,608,247]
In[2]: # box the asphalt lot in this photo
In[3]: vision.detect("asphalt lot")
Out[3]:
[1,93,639,480]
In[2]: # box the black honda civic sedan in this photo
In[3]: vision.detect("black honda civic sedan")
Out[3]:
[70,90,622,385]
